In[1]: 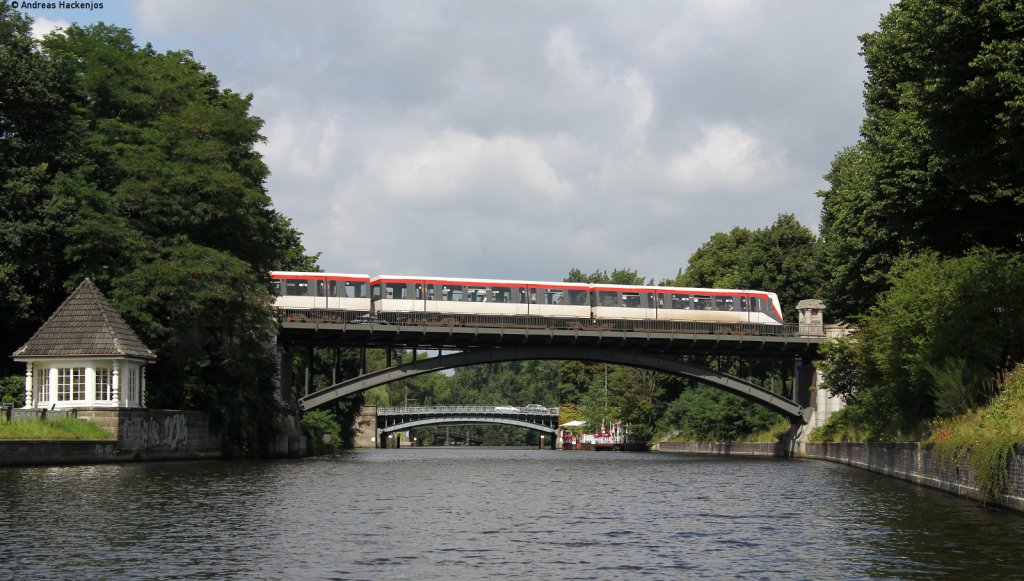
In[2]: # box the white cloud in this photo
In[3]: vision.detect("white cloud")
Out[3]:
[668,123,795,192]
[30,16,68,39]
[262,112,344,180]
[358,130,574,206]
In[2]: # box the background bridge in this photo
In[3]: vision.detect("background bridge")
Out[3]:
[376,405,560,448]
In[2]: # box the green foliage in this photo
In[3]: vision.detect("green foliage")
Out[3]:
[0,8,316,456]
[817,334,866,404]
[659,386,783,442]
[0,375,23,405]
[738,418,792,443]
[564,267,649,285]
[817,251,1024,437]
[0,417,115,440]
[926,357,997,418]
[820,0,1024,320]
[301,410,342,456]
[929,365,1024,501]
[668,214,823,323]
[865,251,1024,424]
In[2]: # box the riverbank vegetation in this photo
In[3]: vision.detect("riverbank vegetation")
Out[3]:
[0,418,115,440]
[928,366,1024,500]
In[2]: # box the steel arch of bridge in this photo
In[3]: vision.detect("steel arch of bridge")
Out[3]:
[299,345,811,423]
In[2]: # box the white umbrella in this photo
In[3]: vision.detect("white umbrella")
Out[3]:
[559,420,587,427]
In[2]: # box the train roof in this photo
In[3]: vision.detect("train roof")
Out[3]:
[587,282,779,296]
[371,274,591,288]
[271,271,370,280]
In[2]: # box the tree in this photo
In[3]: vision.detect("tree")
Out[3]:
[819,250,1024,436]
[659,386,782,442]
[819,0,1024,320]
[564,267,648,285]
[669,214,823,325]
[0,8,315,455]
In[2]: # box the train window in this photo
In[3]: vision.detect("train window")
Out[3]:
[715,296,734,311]
[544,290,564,305]
[443,285,464,301]
[623,293,640,308]
[518,288,527,304]
[646,293,656,308]
[567,289,588,305]
[739,297,749,312]
[599,291,618,307]
[467,286,487,302]
[694,295,713,310]
[270,279,282,296]
[529,289,538,304]
[350,282,366,298]
[285,279,309,296]
[427,286,436,300]
[315,280,335,297]
[372,285,382,300]
[671,294,691,309]
[386,283,410,300]
[491,288,512,303]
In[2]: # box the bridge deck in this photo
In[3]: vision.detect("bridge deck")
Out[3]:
[278,310,823,357]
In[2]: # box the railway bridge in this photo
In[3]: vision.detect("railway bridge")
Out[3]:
[277,301,828,449]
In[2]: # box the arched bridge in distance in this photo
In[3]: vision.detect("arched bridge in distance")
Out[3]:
[376,405,560,448]
[276,307,827,436]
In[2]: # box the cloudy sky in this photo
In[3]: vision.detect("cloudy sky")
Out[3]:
[27,0,891,283]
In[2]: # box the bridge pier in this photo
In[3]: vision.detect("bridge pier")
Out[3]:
[278,345,293,403]
[792,354,815,412]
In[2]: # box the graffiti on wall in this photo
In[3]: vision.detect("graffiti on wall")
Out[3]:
[121,414,190,450]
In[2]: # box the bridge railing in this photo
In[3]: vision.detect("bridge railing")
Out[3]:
[378,405,558,416]
[277,309,823,337]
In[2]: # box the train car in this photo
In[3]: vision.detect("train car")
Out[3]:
[270,271,372,312]
[370,275,591,318]
[589,283,783,325]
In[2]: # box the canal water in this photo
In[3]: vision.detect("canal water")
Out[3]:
[2,448,1023,579]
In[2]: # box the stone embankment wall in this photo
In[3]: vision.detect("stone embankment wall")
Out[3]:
[0,408,222,466]
[654,441,1024,512]
[656,441,785,457]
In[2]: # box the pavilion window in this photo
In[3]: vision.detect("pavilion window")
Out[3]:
[57,367,86,401]
[36,370,50,404]
[96,367,112,401]
[126,367,139,404]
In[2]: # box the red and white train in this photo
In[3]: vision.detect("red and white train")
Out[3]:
[271,271,784,326]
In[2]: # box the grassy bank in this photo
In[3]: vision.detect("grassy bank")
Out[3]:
[928,366,1024,500]
[0,418,115,440]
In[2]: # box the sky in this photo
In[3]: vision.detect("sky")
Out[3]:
[25,0,892,284]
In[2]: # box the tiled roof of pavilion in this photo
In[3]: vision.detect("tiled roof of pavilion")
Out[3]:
[12,278,156,360]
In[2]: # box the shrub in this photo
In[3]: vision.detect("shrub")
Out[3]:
[301,410,342,456]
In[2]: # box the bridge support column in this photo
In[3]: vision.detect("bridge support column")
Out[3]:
[278,345,293,402]
[352,406,378,448]
[303,345,312,396]
[792,355,815,410]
